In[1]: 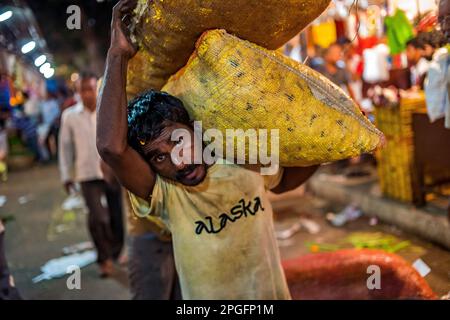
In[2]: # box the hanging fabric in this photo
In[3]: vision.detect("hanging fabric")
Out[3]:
[384,9,414,55]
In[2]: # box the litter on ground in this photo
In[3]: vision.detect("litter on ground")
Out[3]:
[32,250,97,283]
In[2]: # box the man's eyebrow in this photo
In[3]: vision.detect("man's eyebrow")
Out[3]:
[144,147,159,159]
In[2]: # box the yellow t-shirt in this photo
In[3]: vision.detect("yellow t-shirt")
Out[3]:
[128,159,291,300]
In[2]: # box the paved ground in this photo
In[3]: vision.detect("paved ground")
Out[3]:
[1,164,449,299]
[0,164,129,300]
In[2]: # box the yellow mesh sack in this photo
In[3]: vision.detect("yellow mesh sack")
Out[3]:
[162,30,383,166]
[127,0,331,97]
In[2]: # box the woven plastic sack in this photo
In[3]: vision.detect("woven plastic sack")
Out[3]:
[127,0,331,97]
[162,30,383,167]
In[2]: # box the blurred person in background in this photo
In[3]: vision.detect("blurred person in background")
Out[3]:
[22,91,44,163]
[418,31,446,61]
[0,118,7,182]
[439,0,450,43]
[406,32,446,89]
[406,37,429,88]
[424,0,449,129]
[435,0,450,222]
[406,38,426,67]
[315,42,356,102]
[23,91,40,125]
[0,76,10,181]
[0,220,22,300]
[100,160,181,300]
[10,99,41,163]
[340,37,364,106]
[59,72,124,277]
[60,88,77,113]
[37,91,60,162]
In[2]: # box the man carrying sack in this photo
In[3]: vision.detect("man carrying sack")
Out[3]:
[97,0,318,299]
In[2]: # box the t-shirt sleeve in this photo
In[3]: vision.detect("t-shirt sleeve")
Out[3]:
[263,167,284,190]
[128,175,165,218]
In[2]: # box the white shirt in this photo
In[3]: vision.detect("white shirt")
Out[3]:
[24,96,40,117]
[416,58,430,78]
[363,44,390,83]
[424,47,449,128]
[39,99,60,125]
[58,102,103,183]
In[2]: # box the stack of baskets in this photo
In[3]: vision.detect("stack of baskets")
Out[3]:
[374,96,426,202]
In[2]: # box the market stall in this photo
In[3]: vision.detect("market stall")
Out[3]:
[0,50,46,170]
[0,1,55,172]
[284,0,449,214]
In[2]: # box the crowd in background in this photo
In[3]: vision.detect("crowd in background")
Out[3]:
[286,28,449,135]
[304,30,448,112]
[0,84,78,177]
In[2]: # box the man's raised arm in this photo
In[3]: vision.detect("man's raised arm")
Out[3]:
[96,0,155,199]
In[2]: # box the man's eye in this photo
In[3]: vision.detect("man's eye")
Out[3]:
[155,154,166,163]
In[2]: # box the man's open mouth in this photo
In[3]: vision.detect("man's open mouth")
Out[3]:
[177,165,199,181]
[183,166,200,180]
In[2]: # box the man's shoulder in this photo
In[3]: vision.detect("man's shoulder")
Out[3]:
[61,103,83,120]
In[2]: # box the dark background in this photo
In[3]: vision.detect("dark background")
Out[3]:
[25,0,117,75]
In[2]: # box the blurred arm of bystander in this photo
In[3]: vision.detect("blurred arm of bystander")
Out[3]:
[58,111,75,193]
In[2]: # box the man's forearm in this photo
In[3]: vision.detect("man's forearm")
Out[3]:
[93,0,155,199]
[58,121,74,183]
[97,51,130,158]
[59,144,74,183]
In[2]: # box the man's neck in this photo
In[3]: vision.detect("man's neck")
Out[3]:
[83,103,96,113]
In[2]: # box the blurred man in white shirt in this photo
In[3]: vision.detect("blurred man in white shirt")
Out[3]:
[59,72,124,277]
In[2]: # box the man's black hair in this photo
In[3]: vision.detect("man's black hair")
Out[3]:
[406,37,425,49]
[80,71,98,81]
[416,32,440,49]
[423,31,446,48]
[337,37,352,46]
[127,90,191,156]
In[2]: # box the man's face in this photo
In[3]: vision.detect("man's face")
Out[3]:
[406,45,422,65]
[79,78,97,109]
[439,0,450,43]
[423,44,434,61]
[141,122,208,186]
[325,45,343,65]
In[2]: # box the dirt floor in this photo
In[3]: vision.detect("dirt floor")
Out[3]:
[1,164,449,299]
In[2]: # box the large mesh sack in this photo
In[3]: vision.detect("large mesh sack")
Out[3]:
[283,249,437,299]
[162,30,383,167]
[127,0,331,97]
